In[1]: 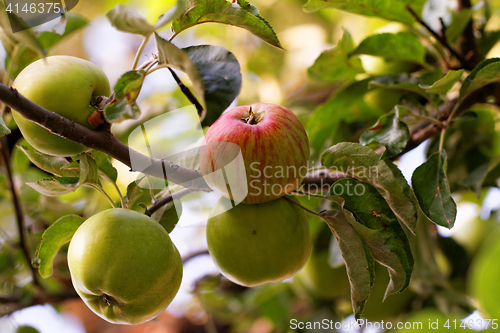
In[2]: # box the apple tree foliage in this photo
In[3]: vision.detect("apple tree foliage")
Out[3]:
[0,0,499,330]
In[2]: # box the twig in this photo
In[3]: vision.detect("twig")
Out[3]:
[407,5,472,70]
[0,83,210,191]
[390,81,500,158]
[0,136,42,290]
[167,67,205,118]
[438,125,446,152]
[0,289,79,316]
[439,18,447,40]
[131,35,150,70]
[86,184,116,208]
[457,0,482,68]
[284,195,323,217]
[300,170,350,191]
[147,187,192,215]
[182,249,209,264]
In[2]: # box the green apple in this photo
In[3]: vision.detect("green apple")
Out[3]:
[363,87,404,112]
[67,208,183,325]
[361,55,415,76]
[206,196,311,287]
[468,229,500,320]
[12,56,110,156]
[295,224,350,300]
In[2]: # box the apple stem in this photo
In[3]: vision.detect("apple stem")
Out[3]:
[103,295,111,306]
[247,107,255,124]
[243,107,260,125]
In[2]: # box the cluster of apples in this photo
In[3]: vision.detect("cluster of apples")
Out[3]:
[12,56,312,324]
[12,56,183,325]
[199,103,312,287]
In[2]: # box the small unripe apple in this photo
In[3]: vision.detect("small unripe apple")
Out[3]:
[200,103,310,204]
[67,208,183,325]
[206,196,311,287]
[12,56,110,156]
[363,87,404,112]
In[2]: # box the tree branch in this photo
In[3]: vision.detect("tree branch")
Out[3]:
[167,68,205,118]
[391,83,500,158]
[2,79,496,214]
[407,5,473,70]
[0,136,42,290]
[0,289,79,316]
[0,83,210,191]
[457,0,482,68]
[147,188,192,215]
[300,170,350,190]
[0,83,351,195]
[182,249,209,264]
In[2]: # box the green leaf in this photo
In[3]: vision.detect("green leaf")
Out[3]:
[104,70,146,123]
[171,0,282,49]
[359,109,409,158]
[333,178,413,296]
[321,142,417,232]
[155,0,186,30]
[461,163,492,198]
[106,5,155,37]
[151,200,182,233]
[308,29,364,82]
[27,177,80,196]
[11,145,31,175]
[183,45,242,126]
[411,151,457,229]
[0,116,11,137]
[33,214,85,278]
[5,13,89,78]
[353,32,427,65]
[478,30,500,57]
[104,99,141,123]
[18,146,78,177]
[307,80,381,158]
[369,74,431,100]
[0,2,46,58]
[113,70,146,101]
[327,235,345,268]
[74,154,99,185]
[155,34,205,108]
[125,179,149,209]
[461,155,500,198]
[446,9,473,45]
[38,13,89,49]
[303,0,427,25]
[460,58,500,102]
[423,69,464,95]
[319,209,375,319]
[91,151,118,183]
[383,159,418,213]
